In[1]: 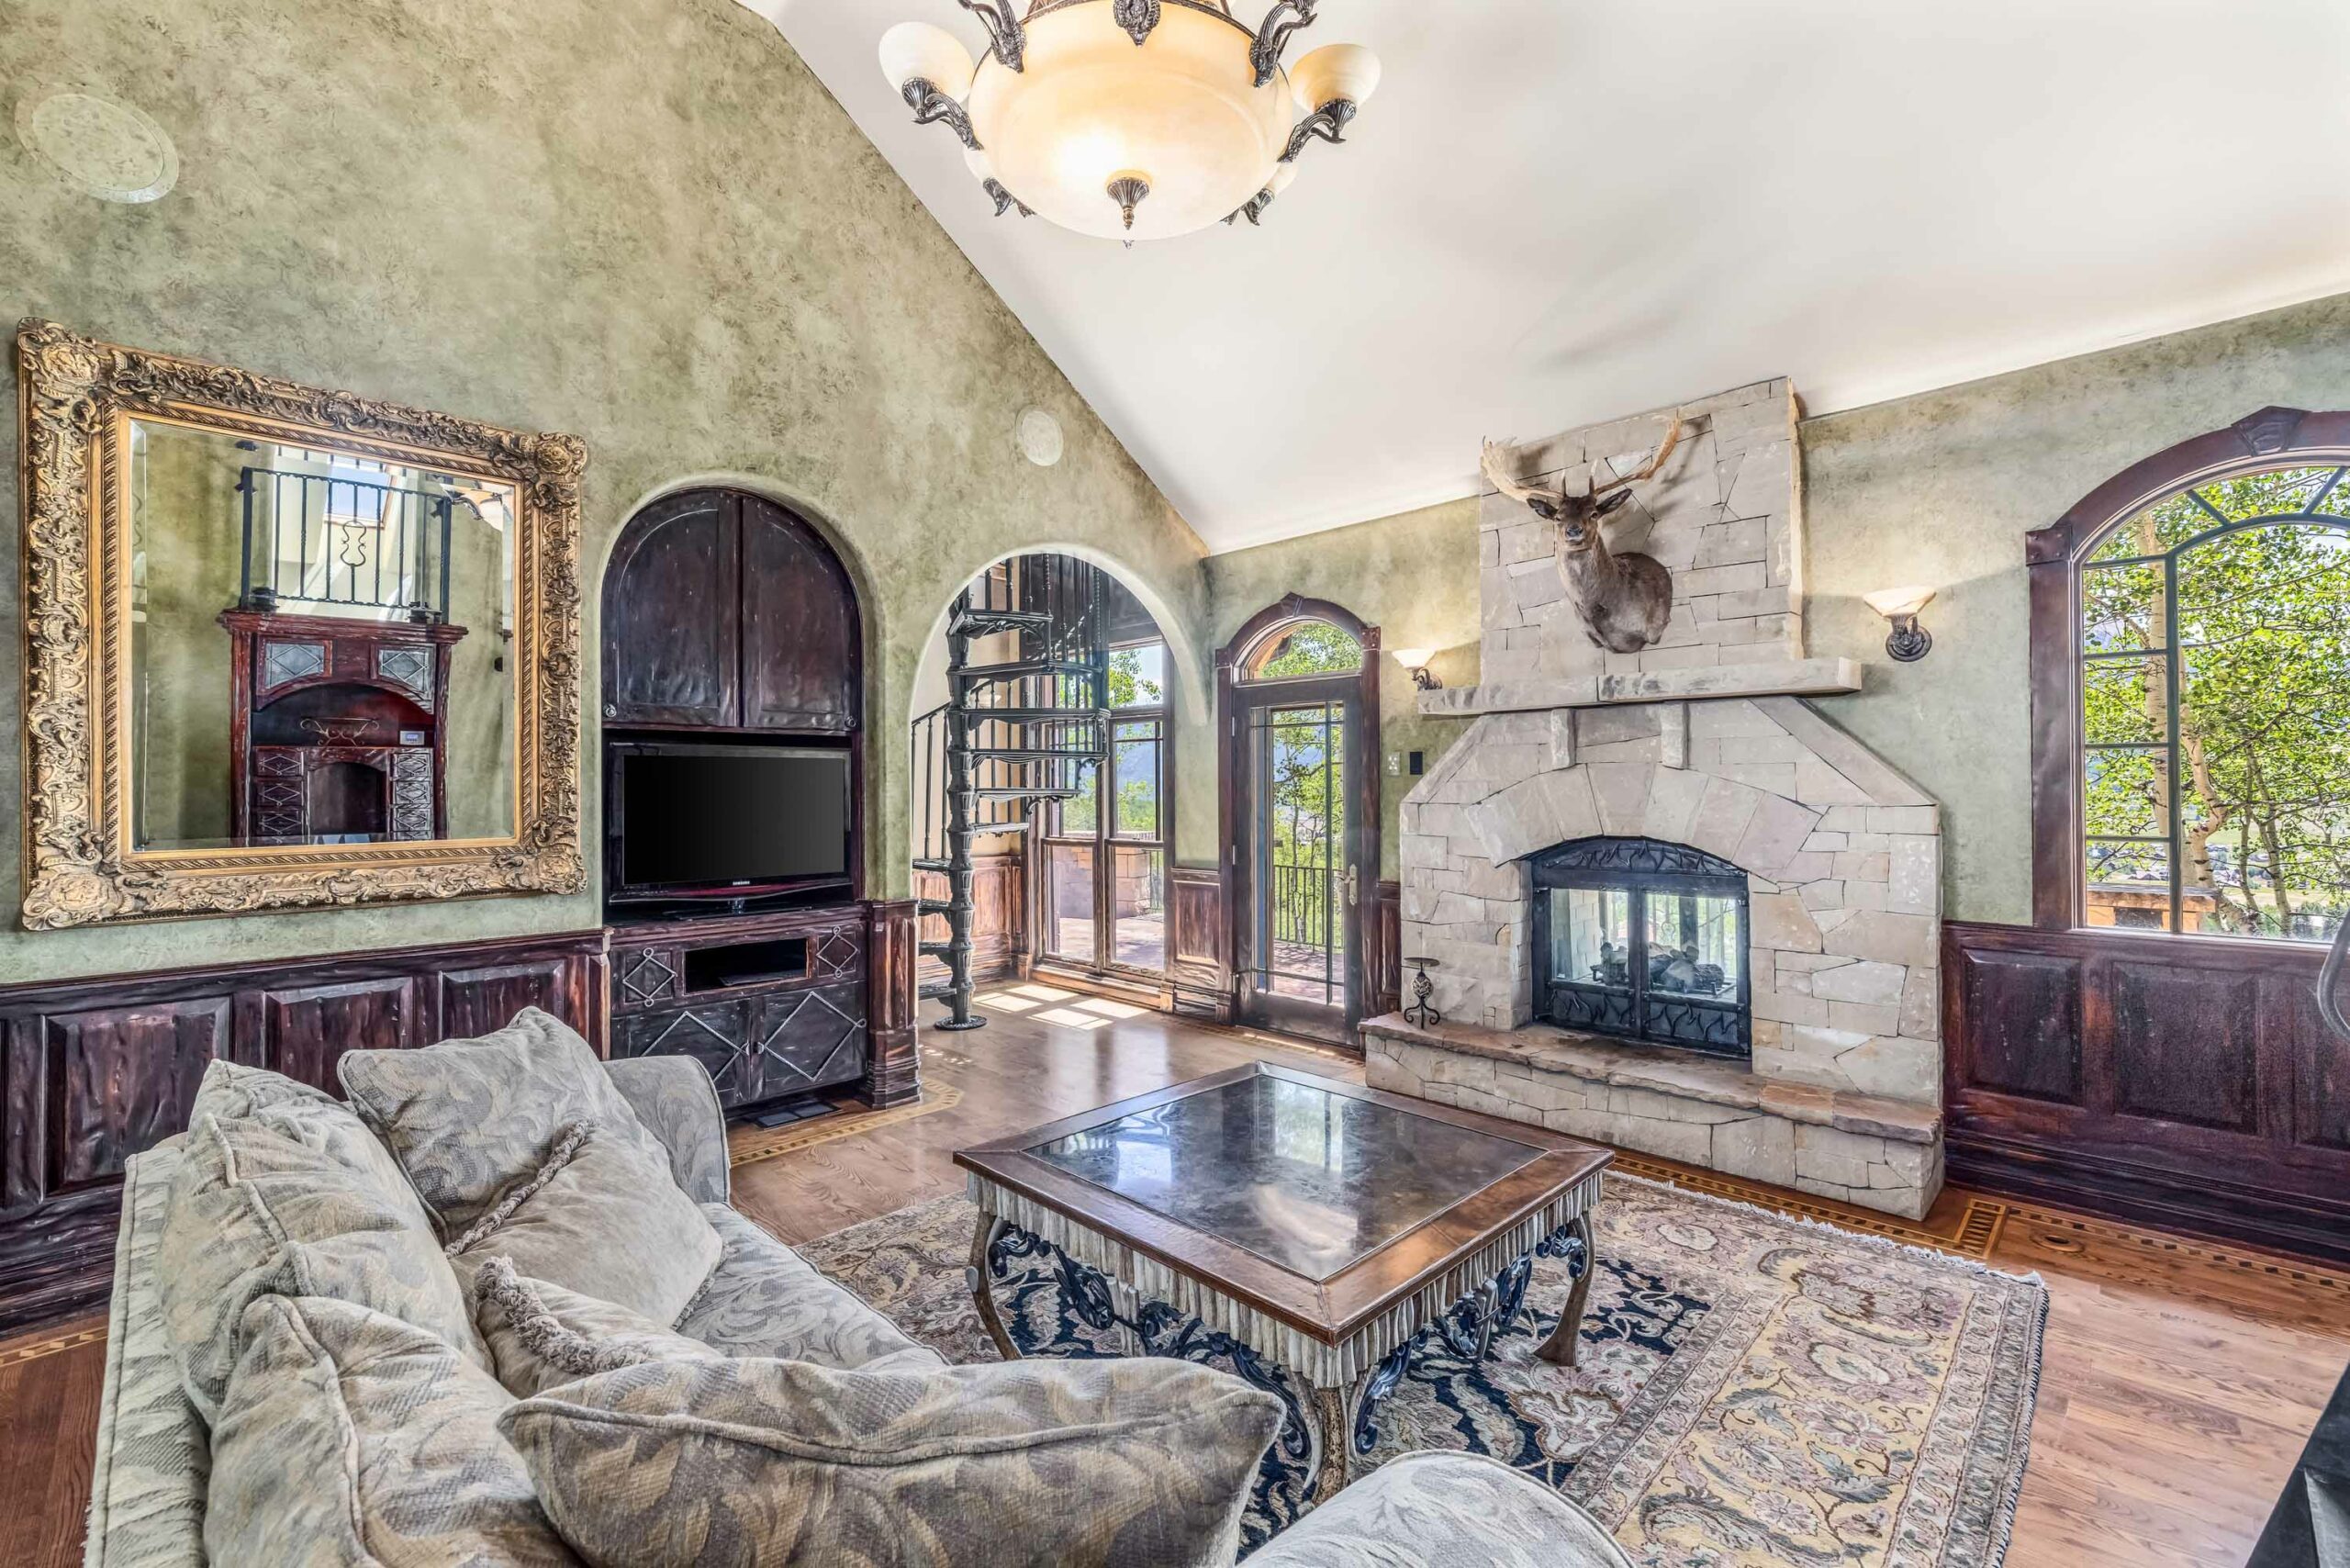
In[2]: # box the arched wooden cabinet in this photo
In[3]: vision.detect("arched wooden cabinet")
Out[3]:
[601,490,859,734]
[599,487,917,1120]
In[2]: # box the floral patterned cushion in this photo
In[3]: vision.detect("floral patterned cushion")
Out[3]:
[442,1116,722,1327]
[207,1295,580,1567]
[1250,1451,1631,1568]
[501,1354,1285,1568]
[677,1204,946,1372]
[473,1256,719,1398]
[337,1006,677,1238]
[156,1107,488,1424]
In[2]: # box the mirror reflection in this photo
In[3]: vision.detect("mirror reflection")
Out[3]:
[128,418,517,850]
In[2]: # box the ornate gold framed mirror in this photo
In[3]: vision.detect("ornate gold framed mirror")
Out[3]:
[16,319,587,928]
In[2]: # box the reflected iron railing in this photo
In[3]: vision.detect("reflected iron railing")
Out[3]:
[236,465,457,622]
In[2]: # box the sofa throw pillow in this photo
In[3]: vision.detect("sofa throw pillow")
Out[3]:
[473,1256,719,1397]
[501,1354,1284,1568]
[444,1118,722,1328]
[336,1006,676,1238]
[157,1110,489,1423]
[187,1058,426,1225]
[207,1295,581,1568]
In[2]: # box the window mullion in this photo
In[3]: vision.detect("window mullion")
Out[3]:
[2164,553,2183,935]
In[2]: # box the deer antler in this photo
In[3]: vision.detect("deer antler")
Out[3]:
[1589,414,1684,498]
[1481,438,1556,510]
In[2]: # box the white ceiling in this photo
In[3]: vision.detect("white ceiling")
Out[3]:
[750,0,2350,553]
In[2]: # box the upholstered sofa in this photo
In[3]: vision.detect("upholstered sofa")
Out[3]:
[85,1040,1628,1567]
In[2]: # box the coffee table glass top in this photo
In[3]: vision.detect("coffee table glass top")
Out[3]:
[1024,1070,1546,1282]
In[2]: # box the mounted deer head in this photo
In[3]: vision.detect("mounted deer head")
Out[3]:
[1481,415,1684,655]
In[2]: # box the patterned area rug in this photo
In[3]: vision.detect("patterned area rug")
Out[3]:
[797,1174,2046,1566]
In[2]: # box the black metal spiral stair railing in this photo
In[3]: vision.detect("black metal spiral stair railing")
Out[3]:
[913,556,1111,1030]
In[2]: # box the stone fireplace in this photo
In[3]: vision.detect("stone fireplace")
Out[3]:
[1366,380,1945,1218]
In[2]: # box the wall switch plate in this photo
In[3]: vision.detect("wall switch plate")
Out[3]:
[1386,752,1401,775]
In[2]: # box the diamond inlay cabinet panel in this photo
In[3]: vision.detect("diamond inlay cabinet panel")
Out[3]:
[607,911,870,1113]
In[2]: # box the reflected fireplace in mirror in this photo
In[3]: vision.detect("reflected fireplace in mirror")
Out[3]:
[1530,836,1751,1058]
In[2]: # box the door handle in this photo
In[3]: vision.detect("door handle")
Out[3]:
[1344,867,1360,908]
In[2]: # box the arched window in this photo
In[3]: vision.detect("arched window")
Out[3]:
[1237,617,1363,681]
[2033,409,2350,943]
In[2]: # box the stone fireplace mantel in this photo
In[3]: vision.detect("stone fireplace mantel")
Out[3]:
[1418,655,1863,718]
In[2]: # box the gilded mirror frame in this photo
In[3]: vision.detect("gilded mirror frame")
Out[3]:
[15,319,587,928]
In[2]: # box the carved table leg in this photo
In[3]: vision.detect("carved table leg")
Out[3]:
[966,1213,1019,1361]
[1309,1383,1353,1505]
[1534,1211,1596,1368]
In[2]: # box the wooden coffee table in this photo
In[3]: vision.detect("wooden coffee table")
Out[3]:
[955,1062,1611,1500]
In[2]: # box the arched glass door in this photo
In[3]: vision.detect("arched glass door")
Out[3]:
[1229,617,1371,1043]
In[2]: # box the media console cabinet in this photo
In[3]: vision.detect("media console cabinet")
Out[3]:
[610,904,886,1113]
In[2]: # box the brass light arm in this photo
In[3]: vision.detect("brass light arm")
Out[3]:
[1281,96,1357,163]
[901,78,981,151]
[956,0,1027,71]
[1251,0,1319,87]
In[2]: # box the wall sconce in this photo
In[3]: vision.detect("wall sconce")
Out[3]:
[1391,647,1442,689]
[1864,586,1936,663]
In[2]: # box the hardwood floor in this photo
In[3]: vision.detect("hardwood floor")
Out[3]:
[1,991,2342,1568]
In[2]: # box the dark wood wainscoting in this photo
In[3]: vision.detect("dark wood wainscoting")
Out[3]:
[1370,879,1402,1021]
[1944,919,2350,1263]
[1169,865,1229,1021]
[915,852,1024,991]
[0,932,607,1335]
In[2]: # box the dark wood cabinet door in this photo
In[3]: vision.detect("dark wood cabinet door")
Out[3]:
[9,1000,229,1211]
[614,1002,755,1109]
[439,957,577,1042]
[740,497,859,734]
[602,491,741,728]
[244,976,426,1092]
[750,983,867,1097]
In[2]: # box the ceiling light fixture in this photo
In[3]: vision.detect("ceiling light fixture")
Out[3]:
[878,2,1380,244]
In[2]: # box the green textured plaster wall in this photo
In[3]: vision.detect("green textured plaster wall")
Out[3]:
[1801,291,2350,925]
[0,0,1208,983]
[1203,497,1482,881]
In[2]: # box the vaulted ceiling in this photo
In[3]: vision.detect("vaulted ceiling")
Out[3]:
[750,0,2350,552]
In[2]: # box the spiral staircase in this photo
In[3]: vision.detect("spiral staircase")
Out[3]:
[912,555,1112,1030]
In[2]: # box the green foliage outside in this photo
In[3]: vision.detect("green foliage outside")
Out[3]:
[2081,465,2350,938]
[1254,621,1362,679]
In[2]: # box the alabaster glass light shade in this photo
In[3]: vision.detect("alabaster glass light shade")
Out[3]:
[1290,42,1381,113]
[966,4,1291,241]
[878,21,976,98]
[1389,647,1434,669]
[1863,585,1937,620]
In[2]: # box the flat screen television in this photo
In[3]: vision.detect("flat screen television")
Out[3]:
[606,741,852,906]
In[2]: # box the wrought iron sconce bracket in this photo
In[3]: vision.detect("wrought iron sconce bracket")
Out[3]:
[1883,614,1932,663]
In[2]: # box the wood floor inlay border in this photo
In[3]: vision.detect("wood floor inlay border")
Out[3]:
[726,1083,964,1170]
[0,1318,106,1369]
[2001,1201,2350,1300]
[1607,1151,2009,1260]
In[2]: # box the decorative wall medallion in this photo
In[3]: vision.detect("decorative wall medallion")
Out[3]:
[1014,407,1064,467]
[260,640,328,691]
[15,91,179,204]
[375,646,434,708]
